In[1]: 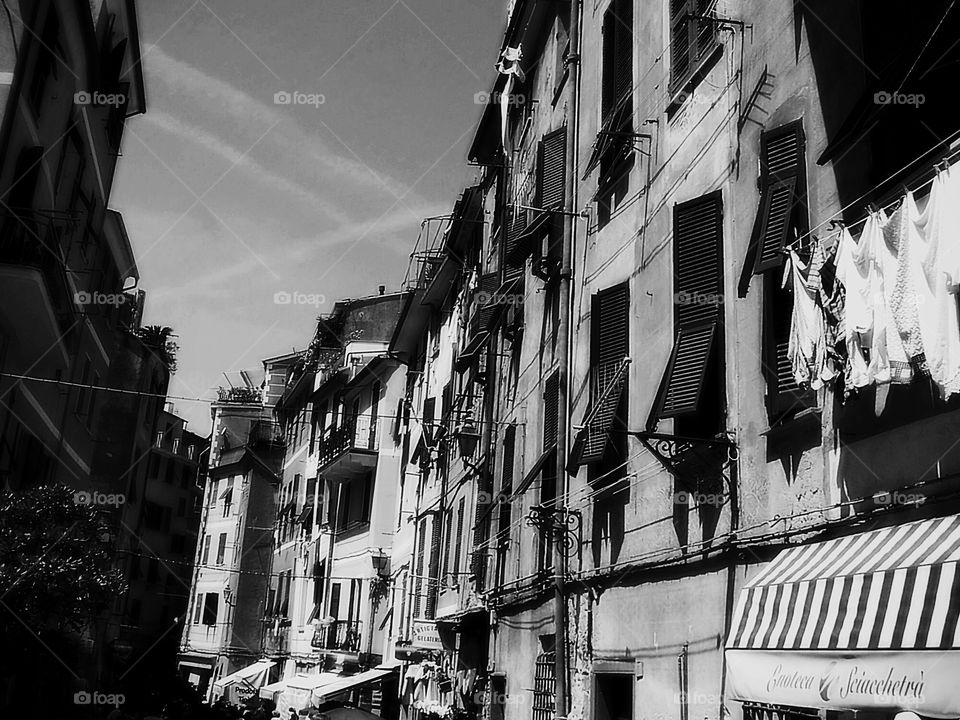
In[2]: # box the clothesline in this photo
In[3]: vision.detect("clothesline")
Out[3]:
[785,154,960,408]
[783,126,960,253]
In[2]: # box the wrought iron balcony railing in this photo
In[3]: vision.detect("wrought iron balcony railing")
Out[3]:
[311,619,362,653]
[316,415,378,467]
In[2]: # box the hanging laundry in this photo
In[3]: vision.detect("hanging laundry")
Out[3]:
[784,250,833,389]
[912,166,960,398]
[496,46,525,156]
[834,223,881,389]
[816,234,848,388]
[884,192,928,375]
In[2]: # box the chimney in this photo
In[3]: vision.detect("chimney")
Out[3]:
[378,285,386,295]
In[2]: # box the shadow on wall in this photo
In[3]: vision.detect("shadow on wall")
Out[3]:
[835,385,960,511]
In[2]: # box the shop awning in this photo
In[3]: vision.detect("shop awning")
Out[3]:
[259,672,342,701]
[726,514,960,717]
[313,663,400,701]
[213,660,275,704]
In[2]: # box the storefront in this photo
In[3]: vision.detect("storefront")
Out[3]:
[177,654,217,697]
[725,514,960,720]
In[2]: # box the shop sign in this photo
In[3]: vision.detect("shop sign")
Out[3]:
[727,650,960,718]
[412,620,443,649]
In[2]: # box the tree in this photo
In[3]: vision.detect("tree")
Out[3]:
[0,483,126,634]
[137,324,179,372]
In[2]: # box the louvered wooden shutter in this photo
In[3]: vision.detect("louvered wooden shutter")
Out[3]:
[650,191,723,423]
[670,0,718,92]
[613,0,633,110]
[472,273,501,333]
[675,192,723,327]
[413,520,426,618]
[543,371,560,449]
[578,283,629,464]
[752,121,806,273]
[538,127,566,211]
[425,514,442,619]
[602,0,633,121]
[503,208,528,279]
[471,454,493,586]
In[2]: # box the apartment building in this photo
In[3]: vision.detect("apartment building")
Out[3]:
[178,382,285,699]
[0,0,146,493]
[389,3,960,720]
[259,292,406,715]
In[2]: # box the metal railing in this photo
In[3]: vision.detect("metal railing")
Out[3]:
[316,415,378,467]
[310,619,362,652]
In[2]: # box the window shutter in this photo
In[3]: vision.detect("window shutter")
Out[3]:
[575,283,630,465]
[472,273,502,333]
[413,521,427,618]
[538,127,566,211]
[613,0,633,109]
[543,371,560,449]
[503,208,529,278]
[656,323,717,417]
[601,9,617,118]
[751,122,806,273]
[649,191,723,426]
[675,192,723,327]
[670,0,691,90]
[425,514,442,619]
[670,0,719,92]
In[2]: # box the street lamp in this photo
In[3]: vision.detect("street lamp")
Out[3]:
[371,549,390,577]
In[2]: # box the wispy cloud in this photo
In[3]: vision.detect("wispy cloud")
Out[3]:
[144,45,419,201]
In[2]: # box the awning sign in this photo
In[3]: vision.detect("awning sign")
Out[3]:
[726,650,960,718]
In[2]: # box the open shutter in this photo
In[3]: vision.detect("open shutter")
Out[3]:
[426,514,442,619]
[613,0,634,116]
[543,371,560,449]
[751,121,806,273]
[575,283,630,465]
[472,273,502,333]
[649,191,723,426]
[503,210,528,279]
[670,0,719,92]
[538,127,566,211]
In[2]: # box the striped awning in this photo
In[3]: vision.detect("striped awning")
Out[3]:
[725,515,960,718]
[727,514,960,651]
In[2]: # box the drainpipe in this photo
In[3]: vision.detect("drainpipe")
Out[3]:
[554,0,581,717]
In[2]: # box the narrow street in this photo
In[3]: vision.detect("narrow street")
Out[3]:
[3,1,960,719]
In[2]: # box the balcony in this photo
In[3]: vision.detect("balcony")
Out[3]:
[311,619,362,653]
[0,223,72,371]
[262,618,291,656]
[316,415,378,479]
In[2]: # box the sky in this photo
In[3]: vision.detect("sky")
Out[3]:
[111,0,507,436]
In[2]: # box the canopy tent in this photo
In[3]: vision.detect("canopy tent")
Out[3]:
[725,514,960,718]
[212,659,276,705]
[260,673,342,713]
[313,663,400,701]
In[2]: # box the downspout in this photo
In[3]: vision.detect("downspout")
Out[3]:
[555,0,581,717]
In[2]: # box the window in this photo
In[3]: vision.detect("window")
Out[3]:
[173,439,180,454]
[740,121,814,416]
[573,283,630,466]
[222,479,233,517]
[669,0,719,95]
[649,191,724,435]
[187,444,195,460]
[202,593,218,626]
[216,533,227,565]
[588,0,633,221]
[554,9,571,97]
[532,650,557,720]
[177,497,186,517]
[201,535,211,565]
[155,431,164,448]
[193,593,203,623]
